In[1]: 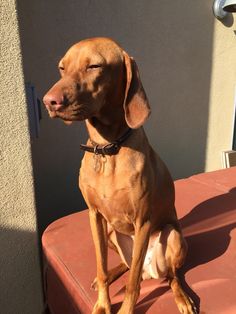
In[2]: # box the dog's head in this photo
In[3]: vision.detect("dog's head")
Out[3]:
[43,37,150,128]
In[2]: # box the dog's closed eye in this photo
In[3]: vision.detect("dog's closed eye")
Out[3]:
[87,64,102,70]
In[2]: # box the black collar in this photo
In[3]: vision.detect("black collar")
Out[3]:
[80,128,132,156]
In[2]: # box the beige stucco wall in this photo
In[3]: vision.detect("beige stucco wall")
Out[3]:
[205,17,236,171]
[0,1,43,313]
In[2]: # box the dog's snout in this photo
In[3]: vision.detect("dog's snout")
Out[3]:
[43,92,64,111]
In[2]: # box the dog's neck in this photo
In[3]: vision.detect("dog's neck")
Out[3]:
[86,114,129,146]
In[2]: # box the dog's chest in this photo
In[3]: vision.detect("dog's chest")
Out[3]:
[79,152,145,231]
[85,183,135,231]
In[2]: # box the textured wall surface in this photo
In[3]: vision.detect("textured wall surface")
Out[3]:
[206,18,236,170]
[0,1,43,313]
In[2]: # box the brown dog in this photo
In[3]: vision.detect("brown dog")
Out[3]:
[43,37,197,314]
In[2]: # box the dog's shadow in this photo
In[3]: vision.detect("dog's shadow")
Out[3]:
[112,187,236,313]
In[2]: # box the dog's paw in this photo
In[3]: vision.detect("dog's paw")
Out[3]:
[117,302,134,314]
[117,308,133,314]
[176,293,198,314]
[91,277,98,291]
[92,301,111,314]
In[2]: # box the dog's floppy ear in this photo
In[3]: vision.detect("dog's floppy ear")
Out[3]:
[122,51,151,129]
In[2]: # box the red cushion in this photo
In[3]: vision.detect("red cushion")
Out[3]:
[42,167,236,314]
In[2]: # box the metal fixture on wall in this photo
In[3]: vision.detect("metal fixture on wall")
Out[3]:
[213,0,236,19]
[26,83,41,139]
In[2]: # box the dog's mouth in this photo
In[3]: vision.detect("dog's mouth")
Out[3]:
[45,102,90,121]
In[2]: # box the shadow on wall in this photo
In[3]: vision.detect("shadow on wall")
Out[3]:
[0,227,43,313]
[16,1,214,233]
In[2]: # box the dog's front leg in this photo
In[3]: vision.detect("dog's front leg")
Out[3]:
[89,209,111,314]
[118,220,151,314]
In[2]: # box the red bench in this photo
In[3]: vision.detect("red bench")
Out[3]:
[42,167,236,314]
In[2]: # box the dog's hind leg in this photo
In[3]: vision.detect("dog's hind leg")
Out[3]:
[91,262,128,290]
[168,276,197,314]
[163,225,198,314]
